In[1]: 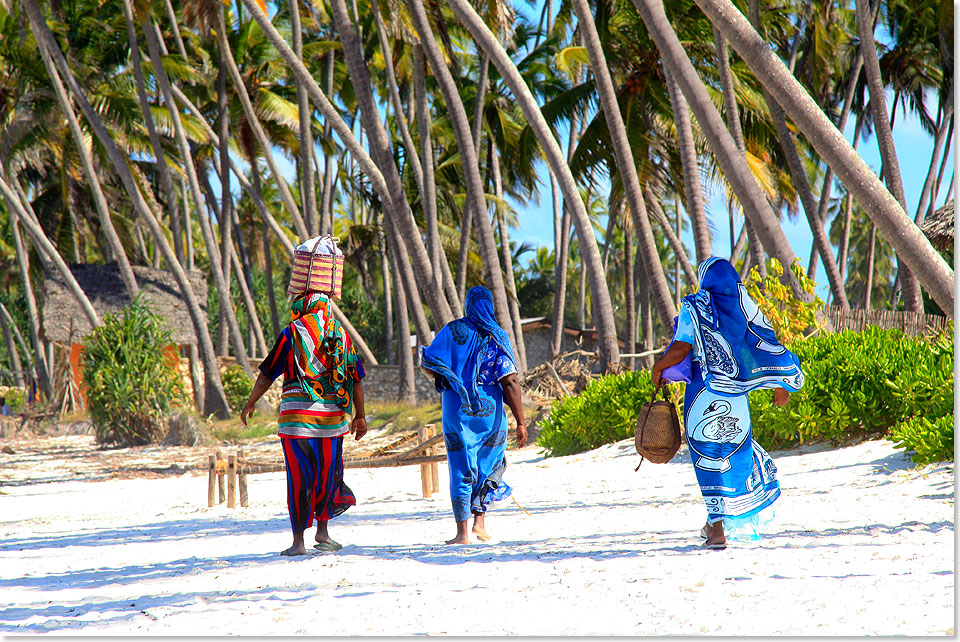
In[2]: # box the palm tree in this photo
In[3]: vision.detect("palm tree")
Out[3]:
[404,0,519,355]
[20,0,232,415]
[447,0,621,371]
[747,0,849,309]
[632,0,809,302]
[571,0,677,330]
[695,0,954,316]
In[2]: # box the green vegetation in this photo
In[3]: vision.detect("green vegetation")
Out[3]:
[538,327,954,464]
[209,412,279,443]
[751,327,953,462]
[537,369,681,457]
[222,365,254,413]
[744,258,824,345]
[82,296,186,446]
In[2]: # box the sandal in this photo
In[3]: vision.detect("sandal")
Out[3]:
[701,540,726,550]
[699,526,708,539]
[313,540,343,552]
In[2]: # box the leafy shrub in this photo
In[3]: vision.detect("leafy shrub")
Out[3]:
[539,326,953,463]
[887,415,954,465]
[222,365,254,411]
[2,387,25,412]
[750,326,954,458]
[83,296,186,446]
[537,369,681,457]
[744,258,824,344]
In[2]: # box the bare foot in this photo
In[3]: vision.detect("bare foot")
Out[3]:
[445,534,470,545]
[472,526,492,542]
[281,543,309,556]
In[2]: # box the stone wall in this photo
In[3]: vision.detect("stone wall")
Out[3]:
[361,364,439,405]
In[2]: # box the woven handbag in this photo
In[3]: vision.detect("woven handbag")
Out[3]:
[287,235,345,298]
[634,386,682,467]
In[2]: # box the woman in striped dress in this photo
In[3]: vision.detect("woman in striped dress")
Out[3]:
[242,289,367,555]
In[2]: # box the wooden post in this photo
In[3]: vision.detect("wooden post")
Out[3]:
[227,454,237,509]
[418,424,431,498]
[428,424,440,494]
[207,454,216,507]
[216,449,225,504]
[238,447,248,508]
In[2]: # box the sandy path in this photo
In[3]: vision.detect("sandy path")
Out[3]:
[0,437,953,635]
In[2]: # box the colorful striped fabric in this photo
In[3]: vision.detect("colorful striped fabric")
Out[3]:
[280,435,355,532]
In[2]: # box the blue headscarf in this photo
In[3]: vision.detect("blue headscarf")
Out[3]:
[681,257,805,396]
[419,286,516,412]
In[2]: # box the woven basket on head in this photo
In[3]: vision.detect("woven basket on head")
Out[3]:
[287,235,344,298]
[634,386,682,466]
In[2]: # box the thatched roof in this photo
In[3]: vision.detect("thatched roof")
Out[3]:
[43,264,208,344]
[920,199,954,252]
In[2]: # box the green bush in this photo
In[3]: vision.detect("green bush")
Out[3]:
[887,415,954,465]
[2,387,25,412]
[538,326,953,462]
[750,326,953,460]
[537,369,681,457]
[82,296,186,446]
[222,365,254,411]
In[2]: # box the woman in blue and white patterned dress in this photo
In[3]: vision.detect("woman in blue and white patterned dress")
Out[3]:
[652,258,804,549]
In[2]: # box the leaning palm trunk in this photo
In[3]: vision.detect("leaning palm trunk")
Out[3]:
[914,100,954,223]
[663,65,710,264]
[406,0,516,347]
[695,0,954,316]
[319,0,455,328]
[491,141,527,372]
[448,0,621,370]
[643,184,697,286]
[712,26,763,280]
[622,207,636,370]
[289,0,318,234]
[0,175,101,328]
[633,0,807,301]
[240,0,449,331]
[747,1,848,309]
[143,13,253,374]
[6,203,50,397]
[378,215,395,363]
[40,4,140,299]
[170,84,298,258]
[21,0,231,415]
[573,0,676,329]
[123,1,185,268]
[455,52,489,304]
[390,240,416,404]
[214,9,309,242]
[411,45,462,315]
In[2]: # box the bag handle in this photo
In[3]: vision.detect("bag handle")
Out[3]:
[635,384,668,472]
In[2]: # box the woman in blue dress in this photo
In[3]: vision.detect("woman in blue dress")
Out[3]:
[651,257,804,549]
[420,287,527,544]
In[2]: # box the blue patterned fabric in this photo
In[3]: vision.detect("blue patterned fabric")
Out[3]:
[683,362,780,524]
[419,286,516,522]
[419,286,516,414]
[679,257,805,396]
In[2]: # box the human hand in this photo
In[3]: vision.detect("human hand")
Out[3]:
[650,364,664,388]
[240,402,256,426]
[516,423,527,448]
[351,416,368,441]
[773,388,790,407]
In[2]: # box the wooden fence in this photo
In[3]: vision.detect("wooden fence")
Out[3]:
[820,306,949,337]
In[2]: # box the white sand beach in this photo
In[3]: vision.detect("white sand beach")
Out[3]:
[0,434,953,636]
